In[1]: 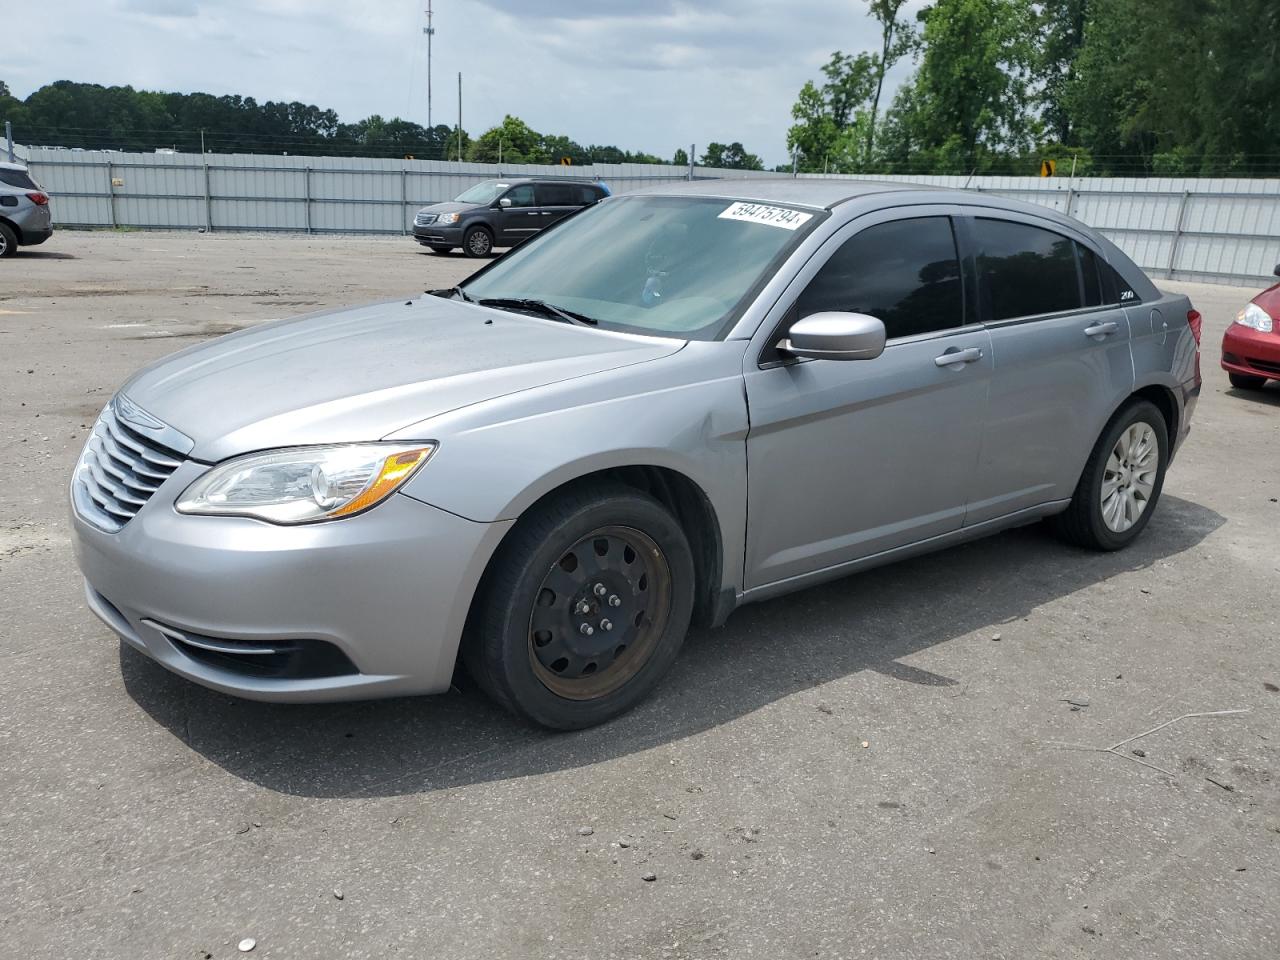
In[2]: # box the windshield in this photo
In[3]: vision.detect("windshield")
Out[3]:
[454,181,509,205]
[462,195,823,339]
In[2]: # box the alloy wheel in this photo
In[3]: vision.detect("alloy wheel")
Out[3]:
[527,525,671,700]
[467,230,492,256]
[1100,422,1159,533]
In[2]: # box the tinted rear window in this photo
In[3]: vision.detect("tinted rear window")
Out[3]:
[973,218,1082,320]
[0,169,38,190]
[537,183,578,205]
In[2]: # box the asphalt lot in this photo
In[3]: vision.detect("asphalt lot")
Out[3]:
[2,231,1278,960]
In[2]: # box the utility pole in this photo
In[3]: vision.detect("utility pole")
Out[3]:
[457,72,463,161]
[5,121,14,163]
[423,2,435,132]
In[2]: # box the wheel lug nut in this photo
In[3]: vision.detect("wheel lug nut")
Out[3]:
[601,619,613,632]
[609,595,621,607]
[593,583,607,597]
[580,623,594,636]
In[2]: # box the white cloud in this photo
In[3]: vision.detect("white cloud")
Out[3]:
[10,0,929,165]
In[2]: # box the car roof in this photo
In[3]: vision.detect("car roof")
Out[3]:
[626,177,925,210]
[0,160,29,172]
[484,177,601,186]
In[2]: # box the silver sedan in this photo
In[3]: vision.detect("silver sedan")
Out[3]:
[69,180,1200,728]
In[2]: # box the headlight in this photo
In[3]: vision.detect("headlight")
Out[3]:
[175,443,435,524]
[1236,303,1274,332]
[437,212,460,224]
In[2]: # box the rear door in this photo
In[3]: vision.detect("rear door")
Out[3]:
[535,182,580,229]
[743,208,993,588]
[495,183,539,245]
[961,213,1134,524]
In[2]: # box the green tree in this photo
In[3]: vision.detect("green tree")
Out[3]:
[864,0,916,159]
[467,115,546,164]
[884,0,1037,169]
[672,147,688,167]
[700,141,764,170]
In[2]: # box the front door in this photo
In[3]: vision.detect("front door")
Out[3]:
[744,211,992,590]
[495,183,539,245]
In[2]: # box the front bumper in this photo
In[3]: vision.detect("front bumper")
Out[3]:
[413,224,464,246]
[70,460,512,702]
[1222,322,1280,380]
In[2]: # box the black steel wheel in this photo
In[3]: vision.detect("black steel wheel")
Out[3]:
[463,225,493,258]
[528,525,671,700]
[464,484,696,730]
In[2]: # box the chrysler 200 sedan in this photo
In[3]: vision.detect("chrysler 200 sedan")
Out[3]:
[70,180,1200,729]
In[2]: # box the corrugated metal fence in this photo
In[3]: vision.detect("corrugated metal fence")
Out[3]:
[16,146,1280,286]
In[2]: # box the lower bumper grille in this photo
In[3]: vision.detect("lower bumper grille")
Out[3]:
[143,619,359,679]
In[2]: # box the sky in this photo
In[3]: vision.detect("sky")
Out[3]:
[5,0,926,166]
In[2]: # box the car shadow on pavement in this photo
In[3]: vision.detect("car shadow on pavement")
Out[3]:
[120,494,1224,799]
[1224,384,1280,406]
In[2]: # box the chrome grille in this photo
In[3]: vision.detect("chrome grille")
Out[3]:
[73,403,185,532]
[414,211,438,226]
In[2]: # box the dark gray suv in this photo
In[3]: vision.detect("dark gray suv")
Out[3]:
[412,178,609,257]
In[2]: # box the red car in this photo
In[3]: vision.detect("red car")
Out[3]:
[1222,264,1280,389]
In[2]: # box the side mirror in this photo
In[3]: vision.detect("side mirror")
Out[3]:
[498,197,512,209]
[1273,263,1279,278]
[779,312,886,361]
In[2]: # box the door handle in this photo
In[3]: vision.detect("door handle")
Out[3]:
[934,346,983,367]
[1084,321,1118,338]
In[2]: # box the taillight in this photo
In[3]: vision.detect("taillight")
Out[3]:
[26,192,49,206]
[1187,309,1202,346]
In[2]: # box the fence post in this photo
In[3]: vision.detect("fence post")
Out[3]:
[401,168,409,235]
[106,160,117,229]
[1167,189,1190,279]
[304,166,312,234]
[203,161,213,232]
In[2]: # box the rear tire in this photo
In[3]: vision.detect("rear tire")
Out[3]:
[0,222,16,258]
[463,226,494,258]
[463,484,695,730]
[1050,399,1169,551]
[1228,371,1268,390]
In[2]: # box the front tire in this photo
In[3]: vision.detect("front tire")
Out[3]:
[428,244,454,255]
[1050,399,1169,551]
[463,226,494,258]
[1228,371,1268,390]
[463,485,695,730]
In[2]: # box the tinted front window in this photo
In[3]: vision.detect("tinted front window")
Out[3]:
[454,181,508,204]
[463,196,823,340]
[0,169,38,190]
[974,218,1082,320]
[537,183,576,205]
[797,217,964,339]
[505,184,536,207]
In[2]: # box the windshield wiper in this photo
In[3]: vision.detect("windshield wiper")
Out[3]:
[428,285,474,303]
[477,297,598,326]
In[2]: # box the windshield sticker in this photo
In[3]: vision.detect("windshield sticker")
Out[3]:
[718,201,813,230]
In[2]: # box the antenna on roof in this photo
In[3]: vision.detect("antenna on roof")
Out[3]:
[963,167,977,189]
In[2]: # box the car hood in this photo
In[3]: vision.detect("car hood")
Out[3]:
[418,201,474,215]
[120,297,684,462]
